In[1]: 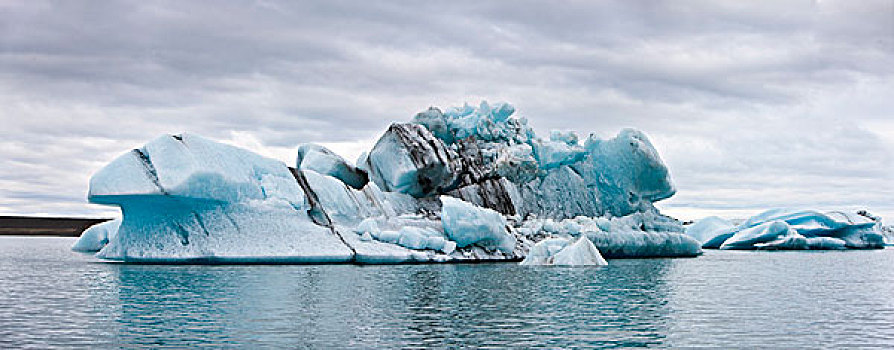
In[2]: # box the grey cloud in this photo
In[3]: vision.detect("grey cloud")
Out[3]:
[1,0,892,220]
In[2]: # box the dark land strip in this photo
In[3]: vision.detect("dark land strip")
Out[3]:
[0,216,111,237]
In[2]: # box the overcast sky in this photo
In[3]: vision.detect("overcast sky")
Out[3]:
[1,1,892,221]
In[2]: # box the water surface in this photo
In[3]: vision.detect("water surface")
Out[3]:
[1,236,892,348]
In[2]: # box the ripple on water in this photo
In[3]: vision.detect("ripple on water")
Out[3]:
[1,237,893,348]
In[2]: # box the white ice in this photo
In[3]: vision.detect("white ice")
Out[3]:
[71,219,121,252]
[515,212,702,258]
[693,209,885,250]
[81,100,706,263]
[440,196,515,253]
[520,236,608,266]
[88,133,352,262]
[685,216,734,243]
[296,143,368,189]
[720,220,798,250]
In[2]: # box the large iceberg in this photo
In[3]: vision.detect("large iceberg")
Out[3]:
[86,133,353,263]
[687,209,886,250]
[77,101,701,263]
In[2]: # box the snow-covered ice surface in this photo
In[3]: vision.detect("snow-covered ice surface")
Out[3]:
[80,101,702,263]
[689,209,886,250]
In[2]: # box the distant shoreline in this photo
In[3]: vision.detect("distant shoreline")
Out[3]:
[0,216,111,237]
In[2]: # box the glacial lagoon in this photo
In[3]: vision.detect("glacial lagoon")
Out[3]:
[3,236,893,348]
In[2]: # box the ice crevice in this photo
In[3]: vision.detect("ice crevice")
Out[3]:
[131,148,167,195]
[290,167,359,260]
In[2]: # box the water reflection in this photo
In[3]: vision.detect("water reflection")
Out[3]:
[96,260,676,348]
[109,266,234,347]
[2,238,893,348]
[664,250,894,348]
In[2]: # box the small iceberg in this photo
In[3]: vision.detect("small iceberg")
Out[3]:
[72,219,121,252]
[687,209,886,250]
[520,237,608,266]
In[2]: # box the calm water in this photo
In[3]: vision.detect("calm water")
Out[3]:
[1,237,893,348]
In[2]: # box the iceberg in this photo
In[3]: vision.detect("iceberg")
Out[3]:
[87,133,353,263]
[71,218,121,252]
[520,236,608,266]
[519,238,569,265]
[78,101,702,263]
[692,209,886,250]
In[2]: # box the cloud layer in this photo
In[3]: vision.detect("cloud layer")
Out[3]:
[2,1,892,220]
